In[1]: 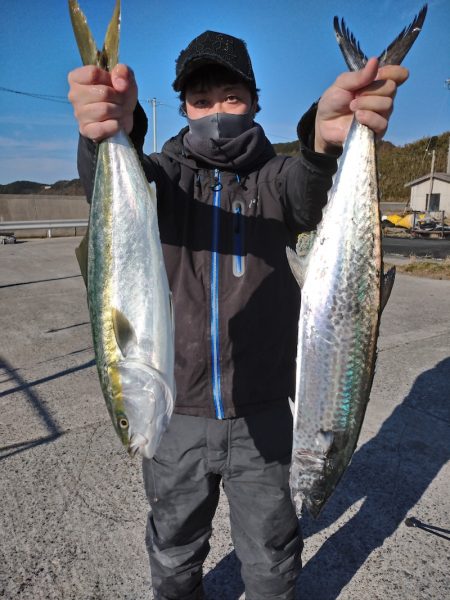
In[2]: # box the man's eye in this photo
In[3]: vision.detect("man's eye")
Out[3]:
[226,95,238,102]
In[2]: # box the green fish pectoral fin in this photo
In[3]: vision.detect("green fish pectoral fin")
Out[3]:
[334,5,427,71]
[111,308,138,358]
[68,0,121,70]
[380,265,396,312]
[286,247,308,289]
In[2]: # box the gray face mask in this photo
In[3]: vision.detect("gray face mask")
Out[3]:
[187,111,254,140]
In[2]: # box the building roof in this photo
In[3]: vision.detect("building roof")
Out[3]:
[404,172,450,187]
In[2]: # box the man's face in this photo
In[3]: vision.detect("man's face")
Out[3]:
[185,82,254,120]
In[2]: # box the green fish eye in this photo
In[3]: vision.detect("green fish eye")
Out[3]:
[118,417,129,430]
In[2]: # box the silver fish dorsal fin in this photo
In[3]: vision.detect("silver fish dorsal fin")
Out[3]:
[111,308,138,358]
[286,247,308,289]
[69,0,121,70]
[334,5,427,71]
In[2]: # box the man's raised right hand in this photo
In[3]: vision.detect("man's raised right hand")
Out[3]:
[67,63,138,141]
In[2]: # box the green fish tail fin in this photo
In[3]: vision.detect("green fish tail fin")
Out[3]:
[102,0,121,70]
[333,4,427,71]
[68,0,121,70]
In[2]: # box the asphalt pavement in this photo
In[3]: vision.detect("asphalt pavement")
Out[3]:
[1,238,449,600]
[382,236,450,259]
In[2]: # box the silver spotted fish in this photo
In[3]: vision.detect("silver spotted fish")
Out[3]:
[287,5,427,518]
[69,0,175,459]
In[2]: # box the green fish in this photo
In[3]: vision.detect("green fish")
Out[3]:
[69,0,175,458]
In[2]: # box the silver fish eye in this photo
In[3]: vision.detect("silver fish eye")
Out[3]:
[118,417,129,429]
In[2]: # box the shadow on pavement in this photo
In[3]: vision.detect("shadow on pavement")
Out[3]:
[45,321,89,333]
[203,357,450,599]
[0,433,63,460]
[0,357,95,398]
[0,274,81,289]
[0,356,95,461]
[204,550,244,600]
[297,356,450,599]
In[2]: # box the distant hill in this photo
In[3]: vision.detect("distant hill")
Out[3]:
[0,179,84,195]
[2,131,448,202]
[273,131,450,202]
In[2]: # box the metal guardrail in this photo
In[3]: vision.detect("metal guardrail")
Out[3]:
[0,219,88,238]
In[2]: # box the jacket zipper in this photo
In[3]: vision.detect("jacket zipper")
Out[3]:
[211,169,224,419]
[232,200,245,277]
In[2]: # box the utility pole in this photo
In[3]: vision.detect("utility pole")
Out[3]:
[151,98,157,153]
[447,135,450,175]
[426,148,436,211]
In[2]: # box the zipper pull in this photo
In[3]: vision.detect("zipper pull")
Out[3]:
[210,168,222,191]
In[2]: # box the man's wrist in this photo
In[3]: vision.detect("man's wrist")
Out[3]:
[314,134,342,156]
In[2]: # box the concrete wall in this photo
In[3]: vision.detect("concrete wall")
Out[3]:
[0,195,89,238]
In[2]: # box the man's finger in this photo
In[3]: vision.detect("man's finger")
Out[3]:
[68,65,112,87]
[111,64,136,93]
[350,95,393,118]
[80,120,121,142]
[352,79,397,99]
[353,109,388,138]
[334,57,379,93]
[376,65,409,86]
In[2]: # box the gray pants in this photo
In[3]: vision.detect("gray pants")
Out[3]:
[142,403,302,600]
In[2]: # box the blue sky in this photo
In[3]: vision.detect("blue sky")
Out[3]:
[0,0,448,184]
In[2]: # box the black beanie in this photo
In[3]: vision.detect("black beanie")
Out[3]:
[172,31,257,94]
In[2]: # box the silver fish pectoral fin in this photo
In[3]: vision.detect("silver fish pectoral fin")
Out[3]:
[286,247,308,289]
[291,429,352,518]
[381,266,396,312]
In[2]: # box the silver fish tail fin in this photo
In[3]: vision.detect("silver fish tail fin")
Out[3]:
[334,4,427,71]
[333,17,368,70]
[69,0,120,70]
[377,5,427,67]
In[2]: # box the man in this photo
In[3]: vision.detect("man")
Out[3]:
[68,30,407,600]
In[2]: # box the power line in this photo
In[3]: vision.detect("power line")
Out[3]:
[1,85,299,143]
[0,85,70,104]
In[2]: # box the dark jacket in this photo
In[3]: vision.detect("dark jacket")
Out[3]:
[77,103,337,419]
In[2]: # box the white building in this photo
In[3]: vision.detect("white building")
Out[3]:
[405,172,450,213]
